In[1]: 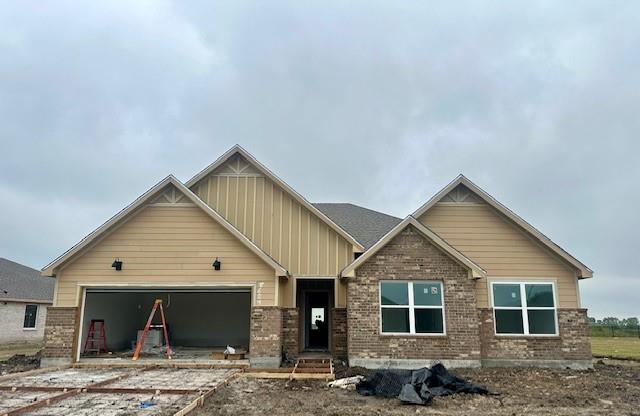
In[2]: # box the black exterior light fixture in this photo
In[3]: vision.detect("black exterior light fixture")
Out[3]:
[212,258,221,271]
[111,258,123,271]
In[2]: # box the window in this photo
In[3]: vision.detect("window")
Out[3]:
[380,281,444,334]
[23,304,38,329]
[491,282,557,335]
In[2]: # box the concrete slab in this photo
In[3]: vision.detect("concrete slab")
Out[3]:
[0,367,239,416]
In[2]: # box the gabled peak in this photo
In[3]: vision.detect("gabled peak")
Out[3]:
[211,152,263,177]
[149,183,190,205]
[439,183,484,204]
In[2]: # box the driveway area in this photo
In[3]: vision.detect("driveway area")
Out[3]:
[0,367,238,416]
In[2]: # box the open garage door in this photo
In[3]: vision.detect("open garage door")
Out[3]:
[80,288,251,358]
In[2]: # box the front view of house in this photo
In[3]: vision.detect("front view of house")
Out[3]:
[40,145,592,369]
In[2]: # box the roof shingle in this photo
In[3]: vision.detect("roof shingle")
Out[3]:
[0,258,54,302]
[313,203,402,250]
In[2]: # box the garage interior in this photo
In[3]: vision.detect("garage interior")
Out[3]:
[80,288,251,359]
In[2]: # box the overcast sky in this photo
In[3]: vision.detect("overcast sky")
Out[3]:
[0,1,638,319]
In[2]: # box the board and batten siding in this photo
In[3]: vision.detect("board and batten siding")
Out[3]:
[54,205,276,308]
[190,169,353,278]
[418,203,580,308]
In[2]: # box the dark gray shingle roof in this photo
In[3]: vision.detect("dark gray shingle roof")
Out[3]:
[0,258,54,302]
[313,203,402,250]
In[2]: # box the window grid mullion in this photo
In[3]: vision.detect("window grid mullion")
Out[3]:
[408,282,416,334]
[520,284,529,335]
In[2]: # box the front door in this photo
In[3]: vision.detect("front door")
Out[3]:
[304,291,329,350]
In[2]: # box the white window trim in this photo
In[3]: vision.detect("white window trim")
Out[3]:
[23,304,38,330]
[379,281,446,336]
[490,281,559,337]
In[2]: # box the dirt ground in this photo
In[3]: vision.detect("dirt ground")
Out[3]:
[192,362,640,416]
[0,352,40,375]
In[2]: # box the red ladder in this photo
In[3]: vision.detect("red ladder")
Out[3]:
[83,319,108,354]
[132,299,172,360]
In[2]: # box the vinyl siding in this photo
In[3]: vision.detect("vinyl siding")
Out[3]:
[54,205,276,307]
[418,203,579,308]
[191,172,353,277]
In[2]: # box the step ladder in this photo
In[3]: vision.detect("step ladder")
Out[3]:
[132,299,172,360]
[83,319,108,355]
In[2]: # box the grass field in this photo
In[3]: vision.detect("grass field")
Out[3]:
[591,337,640,360]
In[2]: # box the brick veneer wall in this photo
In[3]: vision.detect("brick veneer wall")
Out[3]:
[250,306,282,359]
[331,308,348,360]
[281,307,299,359]
[479,308,592,361]
[348,225,481,362]
[42,307,77,363]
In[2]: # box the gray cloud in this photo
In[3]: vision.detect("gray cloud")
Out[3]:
[0,1,637,319]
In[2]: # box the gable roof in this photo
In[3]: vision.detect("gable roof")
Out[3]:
[341,216,486,278]
[186,145,365,252]
[412,174,593,279]
[313,203,402,249]
[42,175,288,277]
[1,258,54,303]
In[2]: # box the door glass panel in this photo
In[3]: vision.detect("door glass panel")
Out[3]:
[413,283,442,306]
[380,282,408,305]
[525,284,554,307]
[495,309,524,334]
[310,307,325,330]
[493,284,522,307]
[381,308,409,333]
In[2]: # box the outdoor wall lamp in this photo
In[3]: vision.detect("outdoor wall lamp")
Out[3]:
[111,258,123,271]
[212,258,221,271]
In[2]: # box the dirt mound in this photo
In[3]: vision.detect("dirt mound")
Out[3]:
[0,351,41,375]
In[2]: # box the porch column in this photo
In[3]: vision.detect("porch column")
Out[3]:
[249,306,282,368]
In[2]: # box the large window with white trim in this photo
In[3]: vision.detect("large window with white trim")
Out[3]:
[380,281,445,334]
[491,282,558,335]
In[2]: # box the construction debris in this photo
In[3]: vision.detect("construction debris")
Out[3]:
[327,375,364,390]
[356,363,490,405]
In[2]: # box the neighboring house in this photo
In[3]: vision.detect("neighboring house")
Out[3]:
[40,145,592,369]
[0,258,55,344]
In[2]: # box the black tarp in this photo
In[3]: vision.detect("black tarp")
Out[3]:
[356,363,490,405]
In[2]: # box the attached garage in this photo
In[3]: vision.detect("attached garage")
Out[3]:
[79,287,251,359]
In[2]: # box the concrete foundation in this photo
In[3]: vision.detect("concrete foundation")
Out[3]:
[249,356,282,368]
[40,357,73,368]
[481,359,593,370]
[349,357,482,369]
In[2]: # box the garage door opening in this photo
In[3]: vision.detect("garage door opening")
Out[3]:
[79,288,251,360]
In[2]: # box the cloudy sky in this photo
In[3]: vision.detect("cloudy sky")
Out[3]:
[0,1,638,318]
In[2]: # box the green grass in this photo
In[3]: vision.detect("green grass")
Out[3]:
[591,337,640,360]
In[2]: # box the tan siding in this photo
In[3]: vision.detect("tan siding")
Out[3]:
[191,166,354,279]
[418,203,579,308]
[55,206,276,307]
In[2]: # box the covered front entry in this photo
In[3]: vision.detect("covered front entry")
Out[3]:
[296,279,334,352]
[79,287,251,360]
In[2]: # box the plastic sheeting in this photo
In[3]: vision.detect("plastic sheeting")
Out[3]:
[356,364,490,405]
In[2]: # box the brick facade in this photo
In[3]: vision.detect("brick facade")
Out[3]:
[249,306,282,367]
[331,308,347,360]
[281,307,299,360]
[479,308,592,362]
[348,225,481,365]
[41,307,77,366]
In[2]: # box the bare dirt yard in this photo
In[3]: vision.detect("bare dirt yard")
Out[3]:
[192,362,640,416]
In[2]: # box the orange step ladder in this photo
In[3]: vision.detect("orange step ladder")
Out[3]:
[132,299,172,360]
[83,319,108,354]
